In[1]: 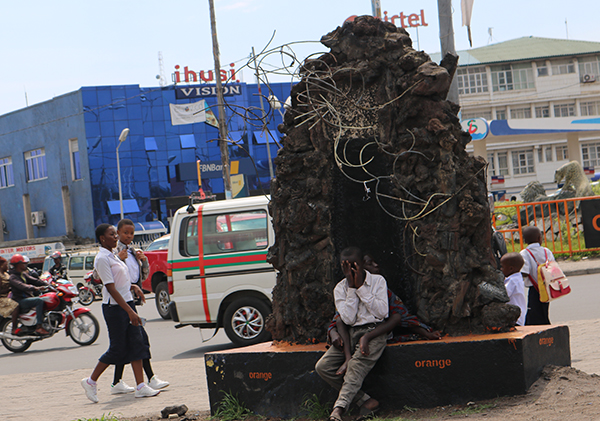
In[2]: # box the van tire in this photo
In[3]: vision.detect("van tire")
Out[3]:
[155,281,171,320]
[223,298,271,346]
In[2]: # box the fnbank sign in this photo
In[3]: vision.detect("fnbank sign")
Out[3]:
[346,9,429,28]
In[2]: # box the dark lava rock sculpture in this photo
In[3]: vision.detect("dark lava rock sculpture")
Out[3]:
[266,16,518,343]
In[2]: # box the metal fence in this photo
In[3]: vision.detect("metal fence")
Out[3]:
[493,195,600,256]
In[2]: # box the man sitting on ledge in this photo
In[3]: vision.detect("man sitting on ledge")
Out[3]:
[315,247,388,421]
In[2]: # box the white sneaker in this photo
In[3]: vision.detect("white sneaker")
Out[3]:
[81,378,98,403]
[111,380,135,394]
[148,375,170,389]
[135,384,160,398]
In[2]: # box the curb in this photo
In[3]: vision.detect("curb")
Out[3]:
[564,268,600,277]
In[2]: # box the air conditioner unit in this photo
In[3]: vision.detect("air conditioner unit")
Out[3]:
[583,74,596,83]
[31,211,46,226]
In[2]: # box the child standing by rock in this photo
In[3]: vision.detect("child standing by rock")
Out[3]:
[500,252,527,326]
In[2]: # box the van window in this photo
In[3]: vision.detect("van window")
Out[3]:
[85,256,95,270]
[181,210,268,256]
[69,256,84,271]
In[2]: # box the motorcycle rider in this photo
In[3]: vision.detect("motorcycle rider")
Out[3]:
[8,254,50,335]
[48,251,67,279]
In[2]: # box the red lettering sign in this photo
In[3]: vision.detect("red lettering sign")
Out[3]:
[173,63,239,84]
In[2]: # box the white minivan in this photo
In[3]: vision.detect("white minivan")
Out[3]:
[167,195,276,346]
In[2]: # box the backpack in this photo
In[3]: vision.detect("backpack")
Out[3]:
[526,249,571,303]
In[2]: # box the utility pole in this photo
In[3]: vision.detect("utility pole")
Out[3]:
[371,0,382,19]
[437,0,459,104]
[208,0,233,199]
[251,47,275,180]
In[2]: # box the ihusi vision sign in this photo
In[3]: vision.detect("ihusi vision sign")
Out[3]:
[175,85,242,99]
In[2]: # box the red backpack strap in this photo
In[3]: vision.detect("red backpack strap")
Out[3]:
[525,249,540,291]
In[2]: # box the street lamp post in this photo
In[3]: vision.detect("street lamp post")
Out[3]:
[116,128,130,220]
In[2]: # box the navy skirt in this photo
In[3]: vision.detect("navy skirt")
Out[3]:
[99,301,151,365]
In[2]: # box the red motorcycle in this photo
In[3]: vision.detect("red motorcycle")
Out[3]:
[78,270,102,306]
[0,276,100,353]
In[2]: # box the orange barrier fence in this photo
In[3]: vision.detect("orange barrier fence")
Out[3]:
[493,195,600,256]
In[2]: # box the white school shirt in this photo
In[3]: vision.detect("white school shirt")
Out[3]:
[504,272,527,326]
[334,270,389,327]
[520,243,555,288]
[95,247,133,305]
[118,241,140,285]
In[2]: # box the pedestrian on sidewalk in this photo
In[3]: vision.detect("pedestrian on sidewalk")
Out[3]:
[109,218,169,395]
[81,224,160,403]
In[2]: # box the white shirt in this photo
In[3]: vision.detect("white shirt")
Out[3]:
[118,241,140,285]
[504,272,527,326]
[334,270,389,327]
[95,247,133,305]
[520,243,555,287]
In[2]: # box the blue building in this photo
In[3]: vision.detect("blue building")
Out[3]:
[0,81,290,242]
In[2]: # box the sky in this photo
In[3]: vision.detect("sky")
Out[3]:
[1,0,599,116]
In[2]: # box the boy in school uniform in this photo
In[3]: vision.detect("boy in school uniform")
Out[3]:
[315,247,389,421]
[520,226,555,325]
[500,252,527,326]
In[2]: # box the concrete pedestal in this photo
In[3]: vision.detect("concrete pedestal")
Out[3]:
[205,325,570,417]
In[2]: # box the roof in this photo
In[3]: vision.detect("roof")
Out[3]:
[429,37,600,67]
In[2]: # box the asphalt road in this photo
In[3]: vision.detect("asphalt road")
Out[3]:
[0,273,596,376]
[0,294,237,375]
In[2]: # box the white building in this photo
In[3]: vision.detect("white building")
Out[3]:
[434,37,600,199]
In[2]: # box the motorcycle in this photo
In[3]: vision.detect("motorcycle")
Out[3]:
[0,275,100,353]
[78,270,102,306]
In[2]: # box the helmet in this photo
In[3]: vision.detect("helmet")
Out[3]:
[10,254,27,265]
[50,251,62,259]
[23,256,31,263]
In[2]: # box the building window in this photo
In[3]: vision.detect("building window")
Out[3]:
[545,146,553,162]
[537,61,548,76]
[578,56,600,82]
[551,59,575,75]
[487,153,496,176]
[0,157,14,188]
[582,142,600,168]
[496,108,507,120]
[511,149,535,175]
[554,103,576,117]
[69,138,81,181]
[581,101,600,116]
[457,66,489,95]
[510,107,532,119]
[497,152,509,176]
[537,148,544,163]
[461,110,492,120]
[556,145,569,161]
[491,64,534,92]
[535,106,550,118]
[24,148,47,182]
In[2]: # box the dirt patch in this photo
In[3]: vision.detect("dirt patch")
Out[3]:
[119,366,600,421]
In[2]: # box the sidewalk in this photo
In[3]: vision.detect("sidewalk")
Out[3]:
[1,358,211,421]
[2,257,600,421]
[558,256,600,277]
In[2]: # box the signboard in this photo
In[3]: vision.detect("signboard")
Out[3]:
[491,175,505,185]
[0,242,65,262]
[175,84,242,100]
[346,9,428,28]
[580,199,600,247]
[461,118,489,141]
[172,63,239,84]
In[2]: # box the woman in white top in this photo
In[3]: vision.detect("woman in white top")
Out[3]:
[80,224,159,403]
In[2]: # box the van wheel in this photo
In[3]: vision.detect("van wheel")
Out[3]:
[155,281,171,320]
[223,298,271,346]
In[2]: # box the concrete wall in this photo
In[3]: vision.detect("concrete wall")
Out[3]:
[0,91,95,241]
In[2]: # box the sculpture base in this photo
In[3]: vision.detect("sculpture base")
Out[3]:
[205,325,570,417]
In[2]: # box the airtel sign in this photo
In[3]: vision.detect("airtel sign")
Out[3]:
[346,9,428,29]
